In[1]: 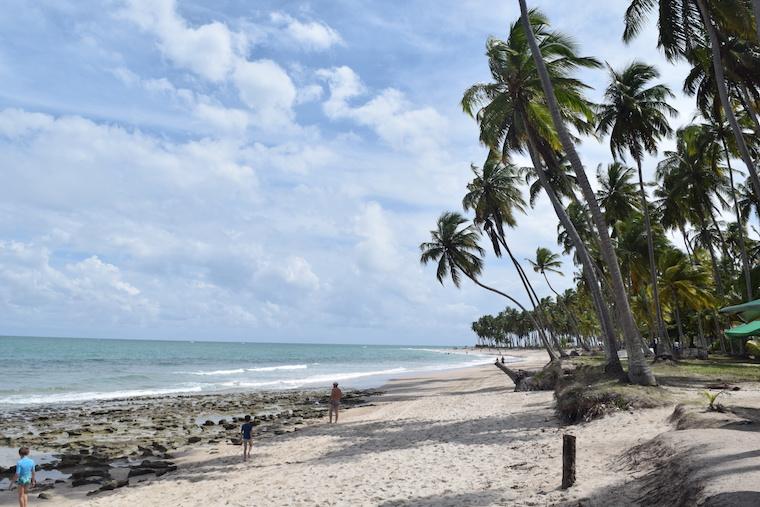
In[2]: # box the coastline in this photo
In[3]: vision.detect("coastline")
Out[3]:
[7,348,755,506]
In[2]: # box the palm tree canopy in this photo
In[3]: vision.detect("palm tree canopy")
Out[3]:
[420,212,485,288]
[461,8,600,158]
[623,0,754,61]
[528,247,564,276]
[596,162,641,227]
[596,61,677,163]
[462,151,526,256]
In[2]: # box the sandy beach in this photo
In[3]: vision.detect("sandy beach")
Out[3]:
[5,349,760,506]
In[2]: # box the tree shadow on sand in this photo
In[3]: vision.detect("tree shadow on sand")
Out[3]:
[377,489,510,507]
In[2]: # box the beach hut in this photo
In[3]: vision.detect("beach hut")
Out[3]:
[720,299,760,354]
[719,299,760,323]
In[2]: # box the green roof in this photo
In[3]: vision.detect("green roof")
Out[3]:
[725,320,760,338]
[720,299,760,322]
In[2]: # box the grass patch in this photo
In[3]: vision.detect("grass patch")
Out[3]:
[555,364,671,424]
[650,356,760,383]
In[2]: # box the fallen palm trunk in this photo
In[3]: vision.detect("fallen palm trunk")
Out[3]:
[494,360,561,391]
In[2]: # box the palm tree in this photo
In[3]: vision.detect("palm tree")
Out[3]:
[461,9,621,372]
[597,61,677,355]
[518,0,656,385]
[658,249,716,346]
[623,0,760,219]
[420,212,558,361]
[462,153,565,356]
[528,247,588,350]
[596,162,641,233]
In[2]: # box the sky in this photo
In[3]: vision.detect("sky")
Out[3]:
[0,0,736,345]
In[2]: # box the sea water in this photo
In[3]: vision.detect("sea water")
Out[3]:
[0,336,503,406]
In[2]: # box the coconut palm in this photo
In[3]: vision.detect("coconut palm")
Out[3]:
[462,152,565,356]
[658,249,716,346]
[623,0,760,218]
[462,8,621,371]
[596,162,641,233]
[597,61,677,354]
[420,212,558,361]
[528,247,588,350]
[518,0,656,385]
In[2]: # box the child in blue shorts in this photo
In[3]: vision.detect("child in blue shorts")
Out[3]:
[13,447,35,507]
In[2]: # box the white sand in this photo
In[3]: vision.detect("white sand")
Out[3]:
[13,349,759,506]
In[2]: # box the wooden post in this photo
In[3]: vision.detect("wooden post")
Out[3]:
[562,434,576,489]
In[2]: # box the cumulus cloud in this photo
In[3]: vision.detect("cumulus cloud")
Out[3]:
[119,0,297,131]
[270,12,343,51]
[317,66,447,154]
[120,0,236,82]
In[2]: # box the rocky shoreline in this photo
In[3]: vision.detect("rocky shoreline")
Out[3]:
[0,388,380,499]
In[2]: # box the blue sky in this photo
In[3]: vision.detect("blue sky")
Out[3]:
[0,0,726,345]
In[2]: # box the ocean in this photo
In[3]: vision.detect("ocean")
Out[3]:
[0,336,498,406]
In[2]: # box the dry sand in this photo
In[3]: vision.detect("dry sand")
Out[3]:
[10,349,760,506]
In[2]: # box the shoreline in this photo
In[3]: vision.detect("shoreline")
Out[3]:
[1,350,546,505]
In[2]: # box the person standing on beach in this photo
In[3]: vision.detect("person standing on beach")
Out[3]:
[240,415,254,461]
[13,447,35,507]
[329,382,342,424]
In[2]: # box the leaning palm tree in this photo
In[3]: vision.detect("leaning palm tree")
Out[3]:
[462,9,623,374]
[597,61,677,355]
[420,212,557,361]
[463,153,565,357]
[517,0,656,385]
[623,0,760,217]
[528,247,588,350]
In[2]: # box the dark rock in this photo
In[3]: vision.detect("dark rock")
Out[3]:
[187,436,202,444]
[72,477,103,487]
[202,420,215,426]
[222,423,236,430]
[127,468,154,478]
[38,492,53,500]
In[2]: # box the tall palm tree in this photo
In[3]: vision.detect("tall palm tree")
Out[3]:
[694,114,754,299]
[518,0,656,385]
[461,9,621,372]
[597,61,677,354]
[623,0,760,217]
[420,212,558,361]
[462,153,565,356]
[596,162,641,233]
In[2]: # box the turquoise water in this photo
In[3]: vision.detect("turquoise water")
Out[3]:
[0,336,497,406]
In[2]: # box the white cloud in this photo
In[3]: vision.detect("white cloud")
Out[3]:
[120,0,236,82]
[317,66,447,154]
[270,12,343,51]
[354,202,401,272]
[119,0,297,131]
[232,59,297,126]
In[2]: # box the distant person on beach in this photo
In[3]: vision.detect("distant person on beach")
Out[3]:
[501,356,505,364]
[13,447,35,507]
[240,415,254,461]
[329,382,342,424]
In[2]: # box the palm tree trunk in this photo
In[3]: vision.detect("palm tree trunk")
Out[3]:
[453,258,558,362]
[739,85,760,138]
[543,272,588,351]
[518,0,654,385]
[636,157,669,354]
[673,293,685,344]
[754,0,760,41]
[695,0,760,213]
[499,235,566,357]
[721,136,753,299]
[524,132,623,374]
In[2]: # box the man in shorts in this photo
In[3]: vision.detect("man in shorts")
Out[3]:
[240,415,254,461]
[329,382,342,424]
[13,447,35,507]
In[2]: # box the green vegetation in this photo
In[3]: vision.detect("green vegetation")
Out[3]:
[419,1,760,386]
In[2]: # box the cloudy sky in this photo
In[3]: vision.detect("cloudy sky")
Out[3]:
[0,0,712,344]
